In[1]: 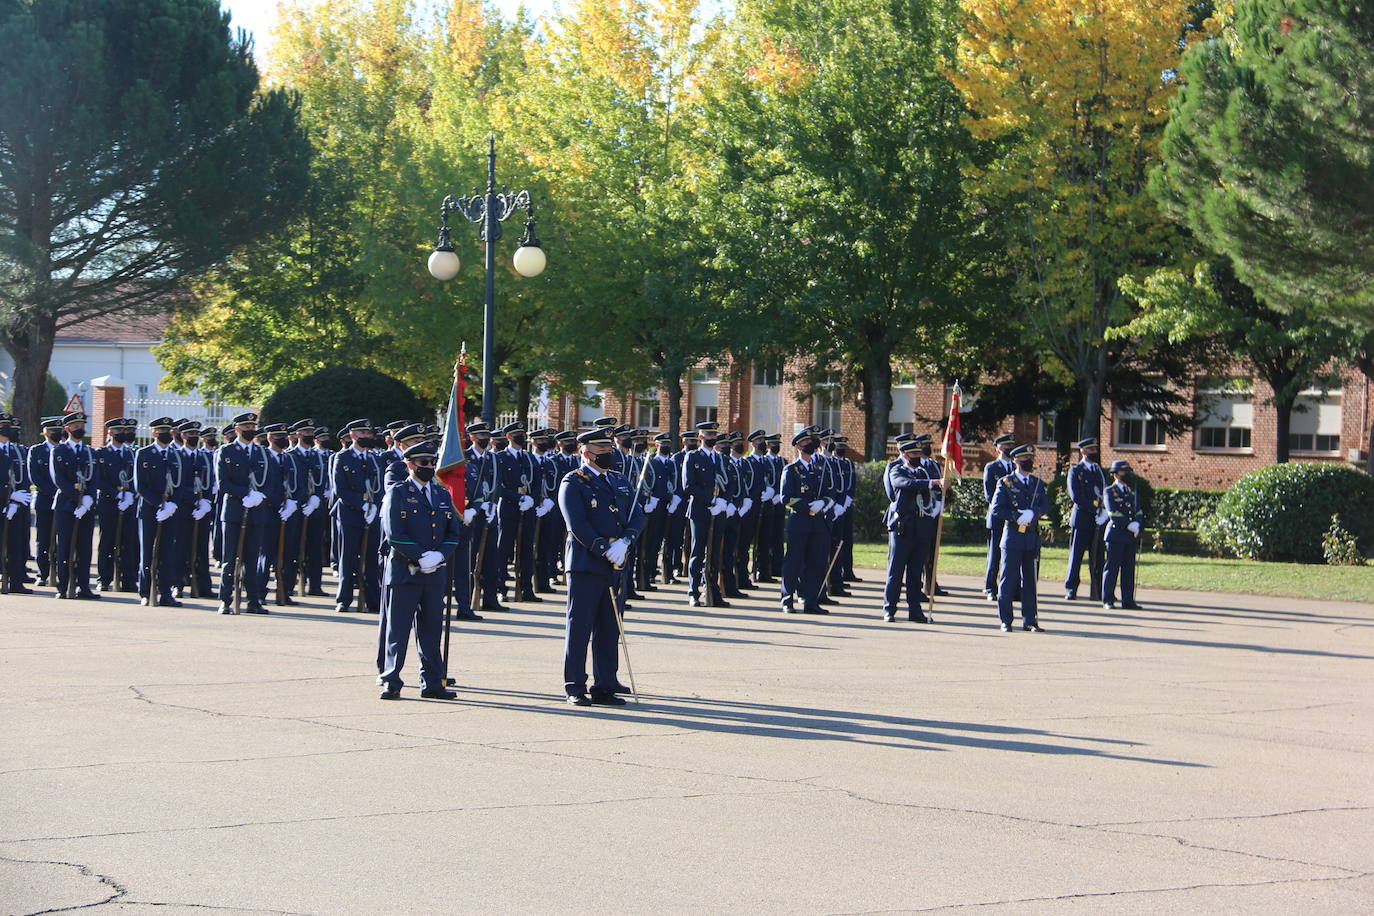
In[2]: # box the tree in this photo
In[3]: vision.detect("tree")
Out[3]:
[709,0,1000,459]
[260,366,432,435]
[1117,257,1352,462]
[0,0,309,433]
[949,0,1193,440]
[1153,0,1374,327]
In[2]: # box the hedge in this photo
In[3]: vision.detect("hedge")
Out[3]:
[260,367,432,438]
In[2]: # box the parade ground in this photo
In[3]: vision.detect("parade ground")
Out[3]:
[3,571,1372,915]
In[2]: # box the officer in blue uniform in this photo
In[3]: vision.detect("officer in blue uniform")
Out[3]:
[558,428,645,706]
[990,444,1049,632]
[912,434,947,598]
[496,421,543,602]
[288,419,328,597]
[50,412,100,599]
[216,412,277,615]
[530,428,561,593]
[260,423,302,605]
[981,433,1015,601]
[682,421,728,607]
[779,427,832,614]
[465,420,505,611]
[1064,437,1109,601]
[541,430,580,589]
[331,418,383,614]
[378,441,464,701]
[135,417,186,606]
[93,418,134,593]
[764,434,786,579]
[1,414,35,592]
[1102,459,1145,611]
[663,430,695,584]
[30,417,64,586]
[823,435,856,597]
[381,424,427,489]
[883,437,943,621]
[177,420,215,599]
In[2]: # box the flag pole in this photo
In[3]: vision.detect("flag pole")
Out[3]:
[929,382,962,620]
[928,455,947,621]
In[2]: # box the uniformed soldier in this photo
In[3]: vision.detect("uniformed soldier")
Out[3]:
[913,434,947,598]
[50,412,99,599]
[639,432,675,592]
[764,434,786,580]
[261,424,302,605]
[381,423,426,489]
[216,412,275,615]
[883,437,944,621]
[823,435,855,598]
[532,428,565,593]
[377,441,463,701]
[744,431,778,584]
[135,417,187,606]
[0,414,34,593]
[1102,459,1145,611]
[713,432,746,599]
[990,444,1049,632]
[495,421,543,603]
[1064,437,1109,601]
[465,420,505,611]
[982,434,1016,601]
[93,418,131,593]
[177,420,215,599]
[778,427,832,614]
[331,419,383,613]
[728,432,758,592]
[30,417,64,586]
[558,428,645,707]
[682,421,728,607]
[663,430,695,584]
[288,420,328,597]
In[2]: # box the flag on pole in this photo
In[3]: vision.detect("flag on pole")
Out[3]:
[942,381,964,477]
[437,347,468,509]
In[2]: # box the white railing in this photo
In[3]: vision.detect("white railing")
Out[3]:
[124,396,258,436]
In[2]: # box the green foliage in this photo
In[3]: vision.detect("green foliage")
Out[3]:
[1154,0,1374,326]
[1199,463,1374,562]
[1151,488,1224,530]
[1322,515,1367,567]
[259,367,432,438]
[4,372,65,417]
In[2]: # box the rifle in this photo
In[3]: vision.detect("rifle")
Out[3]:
[443,562,456,686]
[114,468,131,591]
[359,475,375,612]
[0,460,14,593]
[296,460,315,599]
[188,468,204,598]
[469,521,490,611]
[513,470,531,600]
[66,456,90,600]
[231,498,249,615]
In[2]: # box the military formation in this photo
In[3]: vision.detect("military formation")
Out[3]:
[0,410,1147,704]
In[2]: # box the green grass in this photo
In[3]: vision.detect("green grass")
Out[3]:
[851,541,1374,604]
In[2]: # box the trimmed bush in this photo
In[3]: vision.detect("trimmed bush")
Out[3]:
[260,367,433,438]
[1198,463,1374,562]
[1152,488,1224,530]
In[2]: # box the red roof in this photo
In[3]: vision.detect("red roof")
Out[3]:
[57,311,171,343]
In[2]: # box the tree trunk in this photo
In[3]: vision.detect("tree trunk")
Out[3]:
[1272,390,1294,463]
[664,367,684,446]
[513,372,534,430]
[4,313,57,440]
[861,358,893,464]
[1366,420,1373,477]
[1079,350,1107,443]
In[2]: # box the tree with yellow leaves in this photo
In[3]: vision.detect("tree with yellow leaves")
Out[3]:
[950,0,1193,438]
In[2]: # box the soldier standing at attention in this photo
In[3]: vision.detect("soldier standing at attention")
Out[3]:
[29,417,63,587]
[982,434,1015,602]
[0,414,34,592]
[1064,437,1109,601]
[464,421,505,612]
[377,441,463,701]
[558,428,645,707]
[135,417,184,607]
[332,419,383,614]
[1102,459,1145,611]
[682,421,727,607]
[991,444,1049,633]
[882,437,943,622]
[496,422,542,603]
[50,412,99,600]
[778,427,831,615]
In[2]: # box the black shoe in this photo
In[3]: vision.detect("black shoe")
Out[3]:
[567,693,592,707]
[641,583,659,592]
[75,590,101,600]
[590,693,627,706]
[829,588,851,598]
[817,595,833,605]
[999,623,1012,632]
[244,605,270,615]
[724,590,747,599]
[908,612,929,623]
[933,587,949,597]
[883,612,896,622]
[535,585,553,594]
[277,596,296,606]
[420,688,457,700]
[1064,591,1077,600]
[161,597,183,608]
[1122,602,1144,610]
[714,599,731,609]
[1102,600,1116,610]
[803,606,827,615]
[379,688,401,700]
[335,603,351,613]
[480,602,508,612]
[9,586,34,595]
[756,576,778,584]
[1023,622,1044,632]
[609,684,633,695]
[307,588,329,597]
[218,604,235,615]
[518,592,543,603]
[456,611,484,621]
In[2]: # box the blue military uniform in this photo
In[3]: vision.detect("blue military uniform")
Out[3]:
[465,423,505,610]
[216,413,279,614]
[176,421,215,598]
[824,436,856,595]
[290,420,329,596]
[0,415,34,592]
[93,418,137,592]
[1102,460,1145,610]
[50,413,99,599]
[990,444,1049,631]
[134,418,186,605]
[29,420,63,585]
[331,419,384,613]
[558,429,645,704]
[639,433,676,591]
[981,434,1016,600]
[495,422,544,602]
[378,443,464,699]
[1064,438,1109,601]
[681,422,728,606]
[663,434,696,583]
[764,436,786,579]
[779,428,832,613]
[883,440,940,621]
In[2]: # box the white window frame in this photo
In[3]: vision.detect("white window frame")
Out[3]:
[1195,378,1254,453]
[1288,389,1342,456]
[1114,405,1167,450]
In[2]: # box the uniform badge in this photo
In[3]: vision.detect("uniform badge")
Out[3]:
[591,497,598,509]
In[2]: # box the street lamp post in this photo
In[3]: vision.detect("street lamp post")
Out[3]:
[427,136,546,425]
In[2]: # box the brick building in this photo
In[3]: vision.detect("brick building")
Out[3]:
[547,357,1373,489]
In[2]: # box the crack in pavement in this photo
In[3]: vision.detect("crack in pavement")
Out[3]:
[1090,804,1374,828]
[1,853,127,915]
[0,741,451,778]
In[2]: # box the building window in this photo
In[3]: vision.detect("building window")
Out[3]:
[693,405,718,426]
[889,377,915,439]
[635,390,660,430]
[690,365,720,383]
[752,360,783,387]
[1037,413,1058,445]
[813,372,841,431]
[1116,413,1167,448]
[1289,391,1342,454]
[578,381,603,426]
[206,400,224,421]
[1196,378,1253,451]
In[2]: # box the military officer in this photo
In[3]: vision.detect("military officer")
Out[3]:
[374,441,463,700]
[663,430,696,584]
[1102,459,1145,611]
[912,434,947,598]
[30,416,64,586]
[532,428,565,593]
[332,418,383,613]
[982,433,1016,601]
[464,420,505,611]
[764,433,786,579]
[93,418,133,593]
[990,444,1049,632]
[744,431,778,584]
[216,412,274,614]
[50,412,99,599]
[558,428,645,707]
[682,421,728,607]
[261,423,302,605]
[495,421,543,603]
[287,420,328,597]
[713,432,746,599]
[638,432,675,592]
[778,427,832,614]
[883,437,944,621]
[177,420,215,599]
[382,423,427,489]
[823,435,855,598]
[134,417,186,606]
[1064,437,1109,601]
[0,414,33,592]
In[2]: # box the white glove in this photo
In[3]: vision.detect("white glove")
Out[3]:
[740,497,753,516]
[1128,521,1141,535]
[363,504,378,525]
[418,550,444,571]
[80,494,94,511]
[117,491,134,512]
[9,490,31,506]
[1016,509,1034,526]
[725,503,737,517]
[844,496,853,509]
[518,495,535,512]
[155,502,177,523]
[1096,508,1109,525]
[833,502,846,518]
[302,495,321,517]
[604,539,629,568]
[242,489,264,508]
[773,493,783,505]
[192,499,212,521]
[484,502,498,522]
[74,503,89,519]
[279,499,297,521]
[643,496,659,514]
[808,499,826,515]
[930,502,941,518]
[462,507,476,525]
[4,503,15,520]
[710,497,727,516]
[539,497,555,515]
[668,494,682,513]
[760,486,775,502]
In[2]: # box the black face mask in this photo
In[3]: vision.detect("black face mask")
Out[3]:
[731,443,744,456]
[270,436,288,449]
[919,445,932,457]
[1016,458,1034,473]
[238,429,256,443]
[561,443,578,455]
[658,444,672,456]
[154,431,173,445]
[593,451,615,470]
[204,438,218,448]
[69,428,86,441]
[1084,451,1100,463]
[509,434,527,448]
[634,443,647,454]
[1114,473,1129,484]
[114,431,134,444]
[800,441,819,455]
[413,466,436,482]
[768,444,780,454]
[299,435,315,447]
[473,435,491,449]
[833,447,846,457]
[702,438,716,450]
[0,425,16,439]
[46,431,64,443]
[184,436,200,448]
